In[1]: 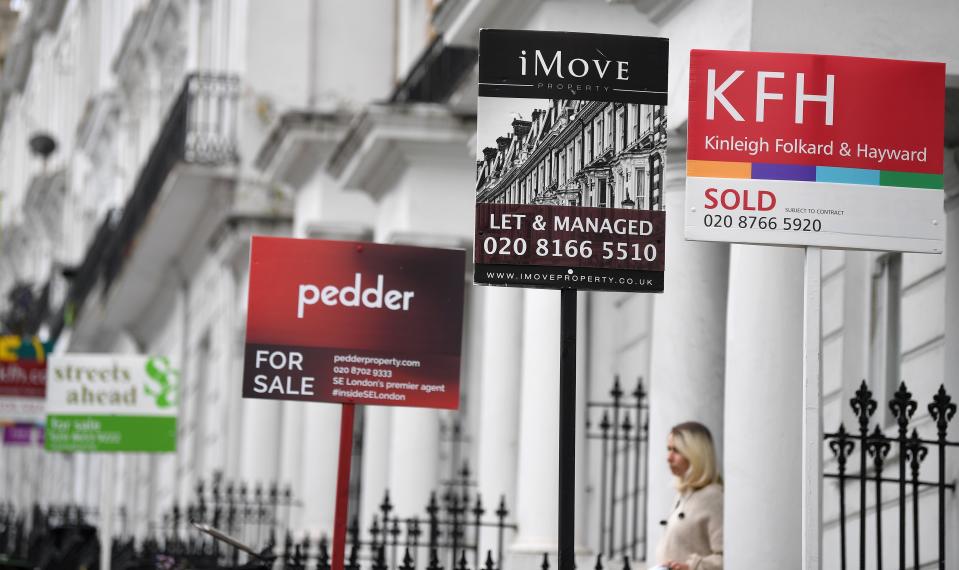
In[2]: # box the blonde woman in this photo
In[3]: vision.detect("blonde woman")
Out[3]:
[654,421,723,570]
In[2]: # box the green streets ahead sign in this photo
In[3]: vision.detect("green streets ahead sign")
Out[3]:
[45,354,179,452]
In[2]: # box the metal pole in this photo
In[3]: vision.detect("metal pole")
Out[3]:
[802,246,823,570]
[333,403,356,570]
[559,289,577,570]
[100,454,115,570]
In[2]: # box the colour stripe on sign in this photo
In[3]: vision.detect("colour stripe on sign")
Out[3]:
[686,160,751,179]
[815,166,880,185]
[751,163,816,181]
[687,160,942,190]
[879,171,944,189]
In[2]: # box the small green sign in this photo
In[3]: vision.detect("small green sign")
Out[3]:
[45,354,179,452]
[45,415,176,452]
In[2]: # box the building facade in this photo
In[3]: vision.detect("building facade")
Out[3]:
[0,0,957,569]
[476,98,666,211]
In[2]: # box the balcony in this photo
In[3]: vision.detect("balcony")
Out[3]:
[389,35,477,105]
[432,0,542,48]
[55,73,269,350]
[100,73,240,293]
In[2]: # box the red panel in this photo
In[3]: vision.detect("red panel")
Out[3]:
[242,237,465,410]
[688,50,945,173]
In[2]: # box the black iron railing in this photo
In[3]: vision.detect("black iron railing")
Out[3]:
[586,377,649,560]
[824,380,957,570]
[342,485,515,570]
[0,469,518,570]
[0,503,99,568]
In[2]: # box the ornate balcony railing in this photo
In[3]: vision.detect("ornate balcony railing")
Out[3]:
[390,35,477,104]
[44,74,239,342]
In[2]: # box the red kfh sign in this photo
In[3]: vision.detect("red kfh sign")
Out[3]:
[242,237,466,410]
[685,50,945,252]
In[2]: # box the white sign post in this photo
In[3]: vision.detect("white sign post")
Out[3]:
[801,247,823,568]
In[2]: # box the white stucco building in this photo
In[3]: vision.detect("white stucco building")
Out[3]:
[0,1,957,568]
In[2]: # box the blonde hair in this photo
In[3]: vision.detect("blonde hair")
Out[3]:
[671,421,721,492]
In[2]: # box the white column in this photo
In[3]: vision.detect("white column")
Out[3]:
[839,250,871,428]
[100,454,116,570]
[387,407,441,516]
[574,291,589,553]
[17,446,29,510]
[724,244,804,567]
[646,143,729,562]
[73,454,87,504]
[359,406,392,534]
[279,402,305,530]
[239,400,282,487]
[476,287,523,556]
[224,263,245,481]
[510,288,561,566]
[940,148,959,563]
[300,405,341,536]
[0,443,7,503]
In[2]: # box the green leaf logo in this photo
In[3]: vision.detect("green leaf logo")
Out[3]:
[144,356,178,409]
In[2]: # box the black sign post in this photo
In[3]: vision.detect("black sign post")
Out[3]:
[559,289,577,570]
[474,29,669,570]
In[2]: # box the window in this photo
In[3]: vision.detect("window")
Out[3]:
[605,108,614,148]
[598,178,608,207]
[616,107,625,153]
[596,115,604,155]
[585,127,592,163]
[629,104,638,144]
[634,168,646,210]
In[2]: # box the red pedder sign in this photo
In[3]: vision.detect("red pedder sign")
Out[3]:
[242,237,466,410]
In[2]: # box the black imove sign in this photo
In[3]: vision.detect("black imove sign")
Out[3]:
[474,29,669,292]
[478,29,668,104]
